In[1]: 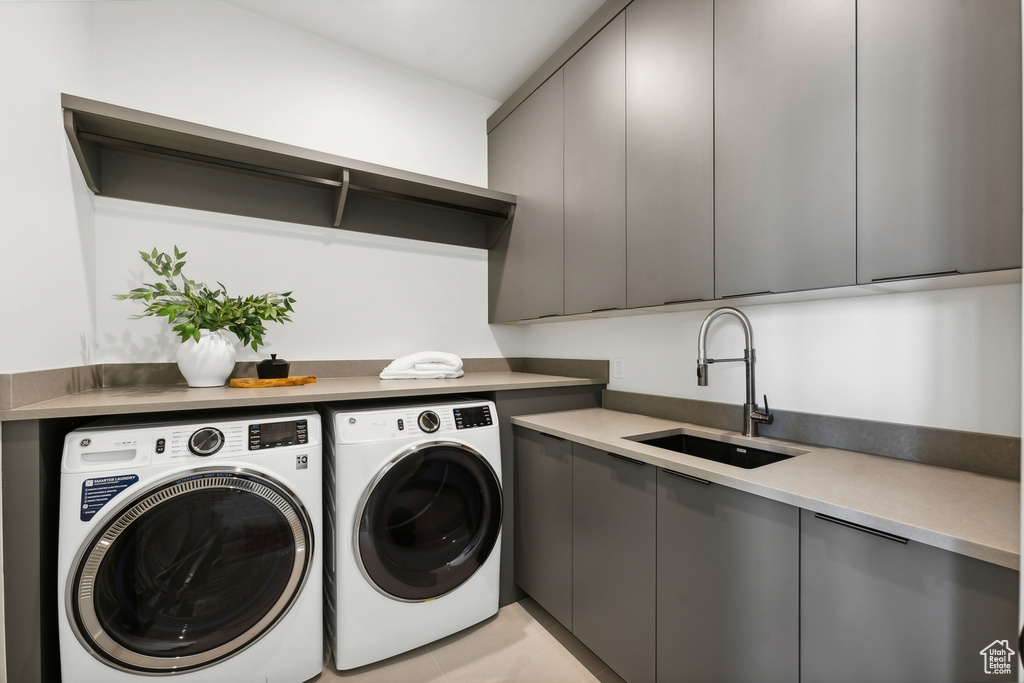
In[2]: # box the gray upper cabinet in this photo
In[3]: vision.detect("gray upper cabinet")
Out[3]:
[564,13,627,315]
[857,0,1022,283]
[487,72,565,322]
[487,105,523,323]
[714,0,856,298]
[512,427,573,630]
[625,0,714,308]
[657,469,799,683]
[801,509,1019,683]
[572,443,656,683]
[518,72,566,320]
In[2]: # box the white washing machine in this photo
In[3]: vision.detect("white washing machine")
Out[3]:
[58,409,323,683]
[322,398,503,670]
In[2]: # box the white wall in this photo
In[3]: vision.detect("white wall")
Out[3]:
[93,199,519,363]
[89,0,493,187]
[526,283,1022,437]
[0,2,97,374]
[0,0,524,373]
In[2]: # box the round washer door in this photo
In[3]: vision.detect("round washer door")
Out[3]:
[68,469,313,674]
[356,441,502,601]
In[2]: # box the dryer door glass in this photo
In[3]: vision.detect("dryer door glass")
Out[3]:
[70,471,312,673]
[357,442,502,601]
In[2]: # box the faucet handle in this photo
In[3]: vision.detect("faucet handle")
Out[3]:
[760,394,774,425]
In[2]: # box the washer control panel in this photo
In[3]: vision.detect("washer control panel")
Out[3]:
[249,419,309,450]
[62,412,321,473]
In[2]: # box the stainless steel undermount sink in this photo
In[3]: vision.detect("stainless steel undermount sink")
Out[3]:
[626,430,807,469]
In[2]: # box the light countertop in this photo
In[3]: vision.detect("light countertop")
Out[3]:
[1,371,602,421]
[512,408,1020,570]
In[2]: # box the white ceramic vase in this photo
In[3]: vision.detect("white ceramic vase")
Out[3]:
[175,329,237,387]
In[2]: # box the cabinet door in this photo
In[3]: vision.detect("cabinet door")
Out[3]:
[487,106,522,323]
[657,469,799,683]
[801,509,1019,683]
[857,0,1022,283]
[513,428,573,629]
[518,71,565,320]
[564,12,627,315]
[572,443,655,683]
[625,0,714,308]
[715,0,856,298]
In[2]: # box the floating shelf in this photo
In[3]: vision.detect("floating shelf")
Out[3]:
[62,94,516,249]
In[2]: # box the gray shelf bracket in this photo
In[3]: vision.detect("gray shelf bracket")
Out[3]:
[63,111,100,194]
[333,169,350,227]
[486,203,516,249]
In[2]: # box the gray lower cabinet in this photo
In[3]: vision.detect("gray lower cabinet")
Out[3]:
[573,443,656,683]
[714,0,856,298]
[801,509,1019,683]
[563,12,627,315]
[515,429,1018,683]
[657,469,799,683]
[512,427,573,629]
[624,0,714,308]
[857,0,1022,283]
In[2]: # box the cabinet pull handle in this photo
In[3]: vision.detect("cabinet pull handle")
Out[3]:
[607,452,645,466]
[664,298,703,305]
[721,290,772,299]
[539,432,565,442]
[591,307,620,313]
[661,468,711,485]
[814,513,908,544]
[538,313,560,319]
[871,269,959,283]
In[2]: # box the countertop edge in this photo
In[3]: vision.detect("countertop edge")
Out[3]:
[512,409,1020,571]
[0,372,604,422]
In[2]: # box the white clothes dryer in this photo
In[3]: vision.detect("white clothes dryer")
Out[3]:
[58,409,323,683]
[322,398,502,670]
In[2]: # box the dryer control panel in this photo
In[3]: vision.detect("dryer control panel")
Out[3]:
[336,401,497,444]
[453,405,493,429]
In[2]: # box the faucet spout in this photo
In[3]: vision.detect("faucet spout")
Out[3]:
[695,306,773,437]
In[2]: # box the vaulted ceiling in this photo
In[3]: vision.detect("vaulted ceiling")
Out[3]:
[221,0,604,102]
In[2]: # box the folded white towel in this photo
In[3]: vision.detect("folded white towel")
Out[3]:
[380,368,464,379]
[380,352,464,380]
[414,362,457,372]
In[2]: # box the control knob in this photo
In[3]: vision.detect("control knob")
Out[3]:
[417,410,441,433]
[189,427,225,456]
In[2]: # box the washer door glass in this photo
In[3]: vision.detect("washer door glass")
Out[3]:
[357,442,502,601]
[70,471,312,674]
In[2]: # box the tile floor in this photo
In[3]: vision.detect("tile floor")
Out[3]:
[316,598,626,683]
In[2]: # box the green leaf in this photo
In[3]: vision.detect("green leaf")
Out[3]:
[115,246,296,353]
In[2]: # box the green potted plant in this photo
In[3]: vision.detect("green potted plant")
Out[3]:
[117,247,296,387]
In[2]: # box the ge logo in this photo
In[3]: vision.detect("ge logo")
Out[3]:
[80,438,91,447]
[296,455,308,470]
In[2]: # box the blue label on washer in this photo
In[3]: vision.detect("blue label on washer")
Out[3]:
[80,474,138,521]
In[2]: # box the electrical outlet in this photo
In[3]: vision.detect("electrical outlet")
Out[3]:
[613,357,624,379]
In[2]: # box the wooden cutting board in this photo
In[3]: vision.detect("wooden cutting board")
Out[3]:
[229,376,317,388]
